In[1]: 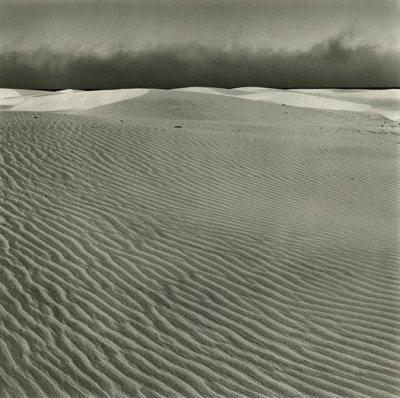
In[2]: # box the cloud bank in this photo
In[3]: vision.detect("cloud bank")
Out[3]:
[1,35,399,89]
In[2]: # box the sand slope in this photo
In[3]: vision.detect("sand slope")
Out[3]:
[0,89,399,397]
[0,89,51,99]
[236,90,371,112]
[0,89,22,98]
[172,87,400,121]
[288,89,400,121]
[3,89,148,112]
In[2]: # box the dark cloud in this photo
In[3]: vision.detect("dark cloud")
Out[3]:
[1,35,399,89]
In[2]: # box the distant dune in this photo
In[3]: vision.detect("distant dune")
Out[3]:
[6,89,149,112]
[1,87,399,121]
[233,87,278,92]
[0,88,22,98]
[236,90,371,112]
[0,88,51,98]
[173,87,222,95]
[0,87,399,397]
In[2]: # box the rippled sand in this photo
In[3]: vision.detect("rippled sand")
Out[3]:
[0,88,399,397]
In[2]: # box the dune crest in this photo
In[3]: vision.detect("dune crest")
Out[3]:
[233,87,275,92]
[174,87,222,95]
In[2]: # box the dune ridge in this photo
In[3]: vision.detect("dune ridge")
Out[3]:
[2,87,399,121]
[0,88,399,397]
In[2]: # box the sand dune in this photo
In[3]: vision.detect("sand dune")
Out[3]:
[0,89,51,99]
[174,87,399,120]
[57,89,82,94]
[82,88,305,122]
[290,89,345,95]
[0,88,399,397]
[237,90,372,112]
[3,87,398,121]
[331,89,400,99]
[0,89,22,98]
[288,89,400,121]
[233,87,277,92]
[0,89,80,108]
[0,96,26,107]
[174,87,222,95]
[8,89,148,112]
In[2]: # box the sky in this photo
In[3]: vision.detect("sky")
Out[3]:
[1,0,399,89]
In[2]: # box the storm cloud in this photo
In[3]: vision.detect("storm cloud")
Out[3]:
[1,35,399,90]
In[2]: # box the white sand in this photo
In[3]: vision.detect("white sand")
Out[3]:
[1,87,399,398]
[9,89,148,112]
[0,88,22,98]
[330,89,400,99]
[289,89,400,121]
[0,89,72,107]
[290,88,344,95]
[237,90,371,112]
[56,89,82,93]
[174,87,222,95]
[233,86,277,92]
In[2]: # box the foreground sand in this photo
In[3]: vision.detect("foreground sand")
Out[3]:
[0,88,399,397]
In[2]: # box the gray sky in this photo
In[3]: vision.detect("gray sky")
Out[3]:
[1,0,399,88]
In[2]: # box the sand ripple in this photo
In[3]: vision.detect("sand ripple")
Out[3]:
[0,102,399,397]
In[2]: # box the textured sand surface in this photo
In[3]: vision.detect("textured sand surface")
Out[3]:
[0,89,400,397]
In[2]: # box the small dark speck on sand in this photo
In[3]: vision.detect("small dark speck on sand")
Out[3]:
[174,125,182,128]
[34,116,38,119]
